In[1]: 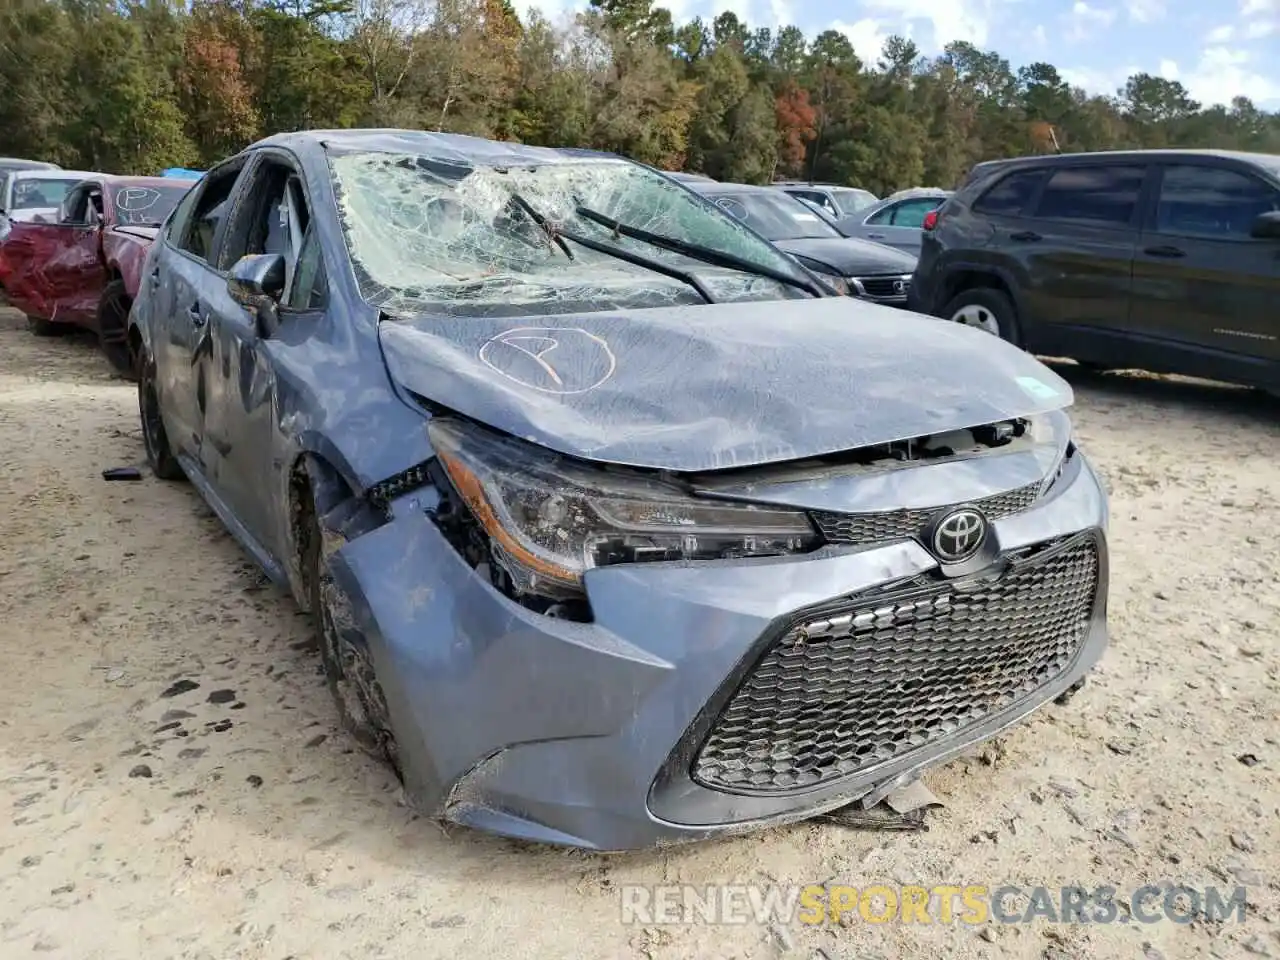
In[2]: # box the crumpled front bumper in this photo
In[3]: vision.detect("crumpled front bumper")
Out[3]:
[328,450,1110,851]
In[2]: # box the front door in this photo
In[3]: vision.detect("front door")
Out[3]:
[1129,162,1280,382]
[201,155,312,557]
[41,184,107,324]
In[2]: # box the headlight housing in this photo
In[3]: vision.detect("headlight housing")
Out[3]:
[428,418,820,600]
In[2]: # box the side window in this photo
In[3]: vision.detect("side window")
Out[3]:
[178,166,242,264]
[219,157,313,296]
[891,198,941,228]
[789,190,837,218]
[1033,165,1145,226]
[865,205,894,226]
[285,225,327,310]
[973,170,1044,217]
[1154,165,1280,239]
[0,172,11,211]
[165,184,202,246]
[61,185,93,224]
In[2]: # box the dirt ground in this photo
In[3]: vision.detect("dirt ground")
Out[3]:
[0,304,1276,960]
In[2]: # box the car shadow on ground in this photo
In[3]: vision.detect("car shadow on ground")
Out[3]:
[1043,359,1277,430]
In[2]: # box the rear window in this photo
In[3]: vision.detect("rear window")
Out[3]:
[1033,165,1145,226]
[972,170,1043,216]
[112,183,194,227]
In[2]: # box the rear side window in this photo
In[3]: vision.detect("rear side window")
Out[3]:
[1154,165,1280,238]
[890,197,943,227]
[973,170,1043,216]
[1033,165,1145,226]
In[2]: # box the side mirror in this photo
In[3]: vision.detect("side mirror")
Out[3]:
[1250,210,1280,240]
[227,254,286,337]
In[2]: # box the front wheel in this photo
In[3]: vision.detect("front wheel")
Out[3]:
[941,288,1020,345]
[301,488,401,778]
[137,353,185,481]
[97,279,136,379]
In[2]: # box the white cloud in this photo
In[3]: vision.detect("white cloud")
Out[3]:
[1243,18,1276,37]
[1060,63,1139,96]
[1126,0,1165,22]
[1239,0,1274,15]
[1031,23,1047,45]
[1066,1,1118,41]
[1157,58,1178,79]
[1206,24,1236,41]
[855,0,993,52]
[833,18,893,64]
[1182,45,1280,105]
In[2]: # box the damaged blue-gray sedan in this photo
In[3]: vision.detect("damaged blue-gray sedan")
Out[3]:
[128,130,1110,851]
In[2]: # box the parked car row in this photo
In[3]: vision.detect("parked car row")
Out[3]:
[0,161,200,375]
[124,129,1110,851]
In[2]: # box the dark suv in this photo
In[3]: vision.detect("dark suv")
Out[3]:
[910,149,1280,391]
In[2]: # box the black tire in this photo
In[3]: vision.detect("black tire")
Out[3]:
[941,287,1020,345]
[27,315,62,337]
[97,279,136,379]
[137,353,186,481]
[301,488,401,778]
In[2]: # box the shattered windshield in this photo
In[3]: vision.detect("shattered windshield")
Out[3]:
[112,184,192,227]
[708,191,843,241]
[328,151,813,318]
[12,178,79,210]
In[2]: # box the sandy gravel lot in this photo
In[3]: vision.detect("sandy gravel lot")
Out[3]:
[0,305,1277,960]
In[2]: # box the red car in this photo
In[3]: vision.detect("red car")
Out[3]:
[1,174,197,374]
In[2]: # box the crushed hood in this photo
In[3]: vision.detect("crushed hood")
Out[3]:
[776,237,917,276]
[379,296,1074,472]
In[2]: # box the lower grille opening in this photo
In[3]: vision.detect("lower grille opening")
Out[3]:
[692,533,1100,794]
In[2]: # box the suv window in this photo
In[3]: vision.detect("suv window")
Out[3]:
[1154,164,1280,239]
[178,165,241,264]
[1033,165,1145,226]
[972,170,1043,216]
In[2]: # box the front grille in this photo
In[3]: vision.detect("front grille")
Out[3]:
[812,482,1040,546]
[856,276,909,298]
[692,534,1099,794]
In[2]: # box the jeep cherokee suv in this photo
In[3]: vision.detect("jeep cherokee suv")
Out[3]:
[909,149,1280,392]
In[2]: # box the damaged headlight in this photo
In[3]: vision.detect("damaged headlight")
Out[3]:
[428,418,820,599]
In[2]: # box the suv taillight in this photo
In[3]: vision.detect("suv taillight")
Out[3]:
[922,210,939,231]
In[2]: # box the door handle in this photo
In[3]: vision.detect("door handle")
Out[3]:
[148,268,161,290]
[866,232,886,240]
[1143,245,1185,258]
[1010,230,1042,242]
[186,304,207,328]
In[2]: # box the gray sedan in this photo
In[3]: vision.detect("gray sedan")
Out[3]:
[834,190,952,253]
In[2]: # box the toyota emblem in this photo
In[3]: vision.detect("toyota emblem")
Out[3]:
[931,508,988,562]
[893,279,907,294]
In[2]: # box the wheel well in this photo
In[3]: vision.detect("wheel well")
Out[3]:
[941,270,1012,307]
[288,454,357,612]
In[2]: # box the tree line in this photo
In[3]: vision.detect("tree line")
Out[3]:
[2,0,1278,194]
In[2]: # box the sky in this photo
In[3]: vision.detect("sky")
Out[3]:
[511,0,1280,109]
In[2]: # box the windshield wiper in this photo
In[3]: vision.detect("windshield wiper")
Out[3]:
[575,206,825,298]
[508,194,716,304]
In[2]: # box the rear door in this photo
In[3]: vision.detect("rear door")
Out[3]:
[1013,162,1148,359]
[1129,161,1280,381]
[858,197,944,252]
[149,160,249,465]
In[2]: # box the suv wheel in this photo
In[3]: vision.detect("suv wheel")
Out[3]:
[942,288,1019,345]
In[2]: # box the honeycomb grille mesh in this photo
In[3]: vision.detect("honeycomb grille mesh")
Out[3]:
[811,483,1040,546]
[692,535,1099,794]
[857,276,908,298]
